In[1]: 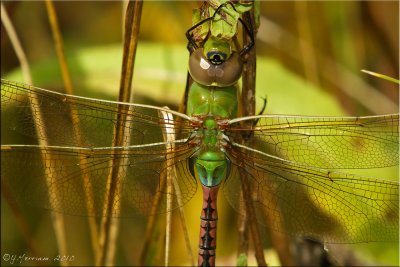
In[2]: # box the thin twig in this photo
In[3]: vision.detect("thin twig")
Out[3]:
[139,178,165,265]
[1,180,42,264]
[160,110,174,266]
[241,9,257,120]
[241,7,294,265]
[44,0,73,94]
[240,7,268,267]
[45,0,100,260]
[294,1,320,87]
[97,1,143,266]
[236,188,249,266]
[172,174,195,266]
[239,170,267,267]
[1,3,69,265]
[1,2,31,84]
[161,108,195,266]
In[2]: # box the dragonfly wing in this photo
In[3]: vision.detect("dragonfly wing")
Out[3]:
[227,114,399,169]
[1,79,198,217]
[1,143,197,217]
[224,145,399,243]
[1,79,193,148]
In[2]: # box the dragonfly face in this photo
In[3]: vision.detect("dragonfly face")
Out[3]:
[203,36,231,65]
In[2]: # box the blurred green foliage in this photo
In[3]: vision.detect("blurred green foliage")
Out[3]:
[2,1,398,115]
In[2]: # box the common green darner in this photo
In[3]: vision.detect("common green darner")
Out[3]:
[1,2,399,267]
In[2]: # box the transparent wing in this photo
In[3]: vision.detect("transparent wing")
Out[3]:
[1,144,198,217]
[227,114,399,169]
[1,79,198,217]
[224,143,399,243]
[1,79,194,147]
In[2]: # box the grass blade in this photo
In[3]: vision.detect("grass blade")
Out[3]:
[45,1,100,260]
[361,69,400,84]
[1,3,69,265]
[97,1,143,266]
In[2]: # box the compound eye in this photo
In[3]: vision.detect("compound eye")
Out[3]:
[217,52,242,86]
[188,48,243,87]
[188,49,215,85]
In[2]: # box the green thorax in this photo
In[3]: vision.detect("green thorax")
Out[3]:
[186,82,238,187]
[187,82,238,119]
[192,117,230,187]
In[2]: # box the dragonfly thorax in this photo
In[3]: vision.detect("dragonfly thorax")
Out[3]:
[202,117,220,146]
[186,83,238,118]
[189,117,230,187]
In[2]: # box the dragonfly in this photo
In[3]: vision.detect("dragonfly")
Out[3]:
[1,2,399,266]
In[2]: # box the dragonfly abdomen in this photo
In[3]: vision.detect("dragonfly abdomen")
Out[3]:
[198,185,219,267]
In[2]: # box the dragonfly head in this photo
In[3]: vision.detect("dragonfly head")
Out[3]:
[190,150,230,187]
[186,2,254,87]
[188,37,243,87]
